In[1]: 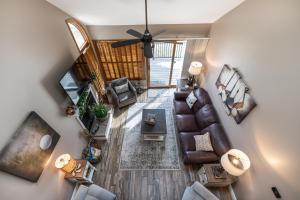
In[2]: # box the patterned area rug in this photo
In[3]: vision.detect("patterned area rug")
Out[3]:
[119,99,180,170]
[147,88,175,98]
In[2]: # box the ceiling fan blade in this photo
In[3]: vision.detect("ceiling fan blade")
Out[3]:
[126,29,144,39]
[111,39,141,48]
[144,42,153,58]
[152,30,166,38]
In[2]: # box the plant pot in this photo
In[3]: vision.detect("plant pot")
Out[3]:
[96,115,108,122]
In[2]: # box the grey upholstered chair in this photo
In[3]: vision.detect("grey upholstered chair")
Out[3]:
[182,181,219,200]
[73,184,117,200]
[110,77,137,108]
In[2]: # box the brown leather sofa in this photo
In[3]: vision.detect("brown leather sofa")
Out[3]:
[174,88,231,164]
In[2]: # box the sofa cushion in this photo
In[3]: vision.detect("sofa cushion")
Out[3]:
[194,132,214,151]
[183,151,219,164]
[186,91,198,109]
[179,132,201,151]
[195,104,219,130]
[114,82,129,94]
[192,88,212,112]
[175,115,199,132]
[174,91,190,101]
[85,196,100,200]
[118,91,134,103]
[174,100,193,114]
[200,124,231,157]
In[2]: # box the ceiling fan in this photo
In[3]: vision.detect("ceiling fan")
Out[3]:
[111,0,166,58]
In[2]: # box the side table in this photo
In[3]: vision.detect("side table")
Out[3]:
[197,163,238,187]
[176,78,198,92]
[64,160,97,184]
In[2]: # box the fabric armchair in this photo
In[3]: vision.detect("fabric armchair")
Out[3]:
[110,77,137,108]
[182,181,219,200]
[73,184,117,200]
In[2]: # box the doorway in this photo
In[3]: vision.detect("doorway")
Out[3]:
[149,41,187,88]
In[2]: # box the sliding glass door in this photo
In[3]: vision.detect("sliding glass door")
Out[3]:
[149,41,187,87]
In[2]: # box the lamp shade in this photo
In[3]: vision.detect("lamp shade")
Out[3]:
[188,61,203,75]
[221,149,250,176]
[55,154,76,173]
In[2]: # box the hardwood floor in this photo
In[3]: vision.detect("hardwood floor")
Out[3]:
[94,89,232,200]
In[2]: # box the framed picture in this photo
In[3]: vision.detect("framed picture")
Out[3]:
[0,111,60,182]
[216,65,256,124]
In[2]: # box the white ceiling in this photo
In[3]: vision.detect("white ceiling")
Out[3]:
[47,0,245,25]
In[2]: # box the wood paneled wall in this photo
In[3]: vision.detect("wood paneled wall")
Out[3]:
[94,40,145,81]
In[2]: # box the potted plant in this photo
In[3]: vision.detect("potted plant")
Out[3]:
[91,103,108,121]
[77,88,89,118]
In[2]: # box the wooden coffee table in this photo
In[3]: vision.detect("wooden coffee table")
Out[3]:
[141,109,166,141]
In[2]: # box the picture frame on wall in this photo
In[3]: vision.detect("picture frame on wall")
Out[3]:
[0,111,60,182]
[216,65,257,124]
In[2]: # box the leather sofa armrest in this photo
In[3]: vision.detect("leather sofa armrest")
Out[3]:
[174,91,190,101]
[183,151,219,164]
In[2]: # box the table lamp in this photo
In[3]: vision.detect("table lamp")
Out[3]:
[188,61,203,86]
[55,154,76,173]
[221,149,251,176]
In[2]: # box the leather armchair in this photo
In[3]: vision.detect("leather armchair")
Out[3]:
[110,77,137,108]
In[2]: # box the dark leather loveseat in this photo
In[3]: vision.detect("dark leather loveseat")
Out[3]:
[174,88,231,164]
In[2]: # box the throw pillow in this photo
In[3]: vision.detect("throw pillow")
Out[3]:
[186,91,197,109]
[194,132,214,151]
[114,83,129,94]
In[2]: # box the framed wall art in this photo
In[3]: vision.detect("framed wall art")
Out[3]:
[0,111,60,182]
[216,65,257,124]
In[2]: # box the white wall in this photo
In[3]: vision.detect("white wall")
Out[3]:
[88,24,211,40]
[0,0,85,199]
[204,0,300,199]
[181,39,209,79]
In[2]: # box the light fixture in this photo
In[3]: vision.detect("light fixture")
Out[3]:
[189,61,203,75]
[188,61,203,86]
[221,149,251,176]
[55,154,76,173]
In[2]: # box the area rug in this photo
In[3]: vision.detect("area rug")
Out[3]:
[147,88,175,98]
[119,100,180,170]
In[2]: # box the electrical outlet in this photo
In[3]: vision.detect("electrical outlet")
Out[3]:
[271,187,282,199]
